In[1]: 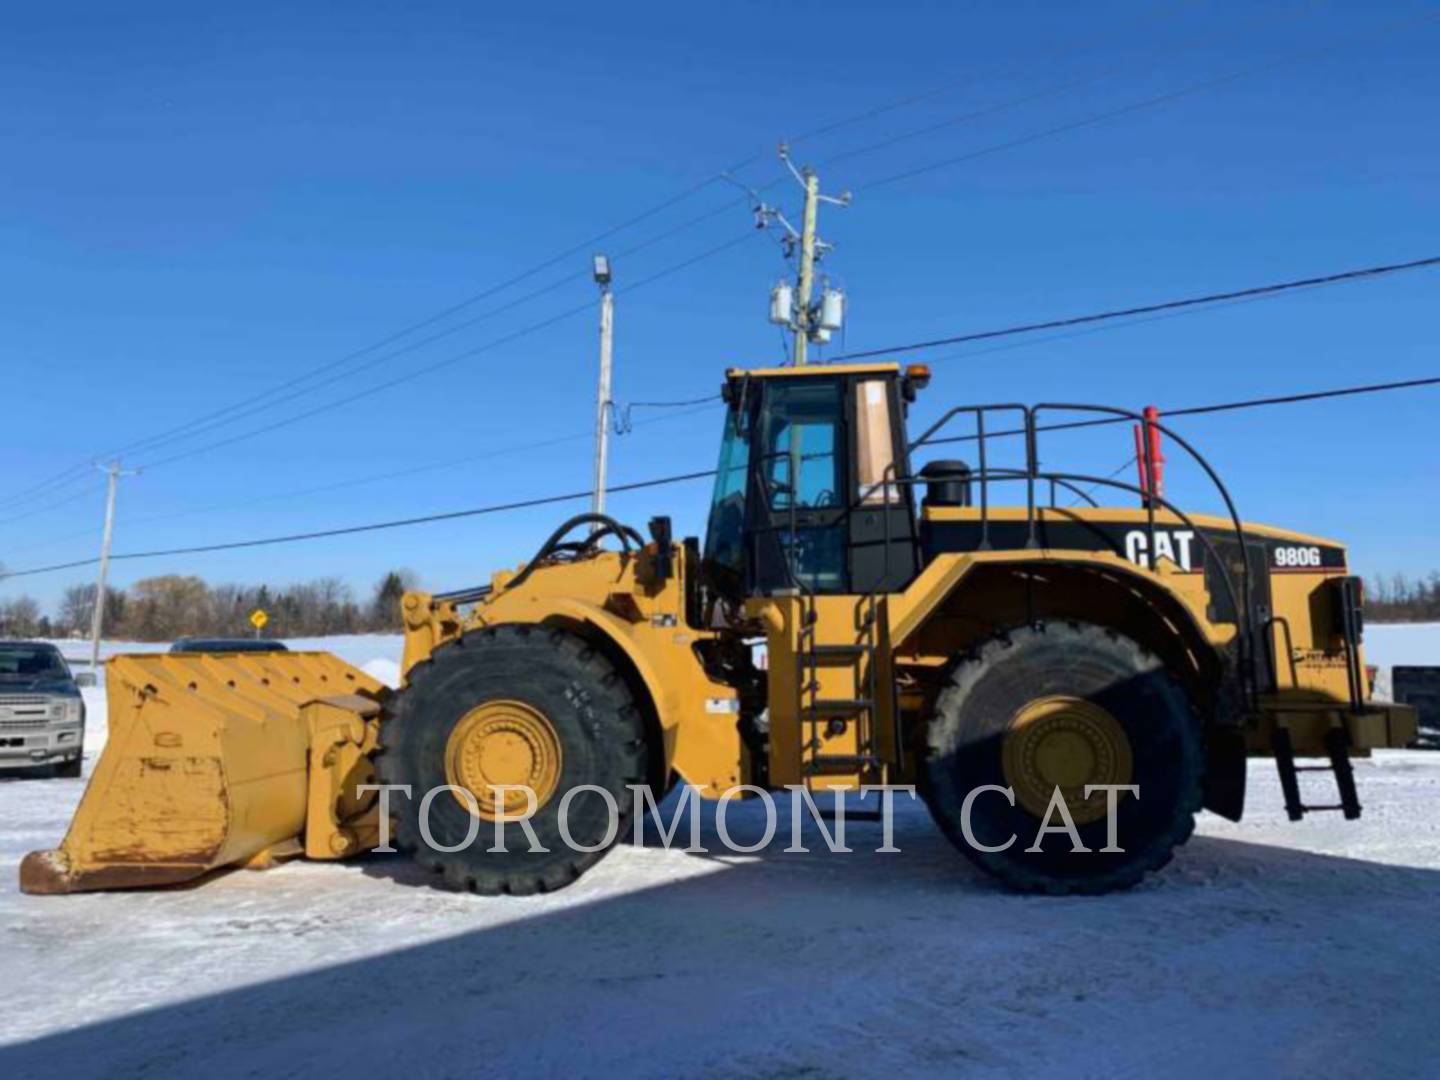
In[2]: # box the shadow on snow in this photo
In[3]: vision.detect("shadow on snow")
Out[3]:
[5,793,1439,1078]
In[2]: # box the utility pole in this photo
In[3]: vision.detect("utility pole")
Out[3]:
[761,145,850,367]
[751,147,851,499]
[88,460,137,678]
[792,168,821,367]
[590,253,614,527]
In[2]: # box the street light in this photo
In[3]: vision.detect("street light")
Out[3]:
[591,254,615,527]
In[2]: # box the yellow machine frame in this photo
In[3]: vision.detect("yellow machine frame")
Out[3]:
[20,361,1418,895]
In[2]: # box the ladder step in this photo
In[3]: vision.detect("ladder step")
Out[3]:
[806,698,872,717]
[810,644,869,661]
[1323,727,1362,820]
[805,753,881,776]
[1270,726,1363,822]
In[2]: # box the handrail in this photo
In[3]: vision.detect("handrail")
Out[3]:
[908,404,1032,551]
[1262,614,1300,692]
[899,400,1256,705]
[1032,405,1250,610]
[1023,470,1245,654]
[1033,404,1254,703]
[861,464,1245,653]
[753,392,1260,717]
[975,469,1100,509]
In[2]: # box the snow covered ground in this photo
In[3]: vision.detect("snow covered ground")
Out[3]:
[1,629,1437,1078]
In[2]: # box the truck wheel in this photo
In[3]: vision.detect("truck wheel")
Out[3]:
[922,622,1202,895]
[375,625,648,895]
[53,758,83,779]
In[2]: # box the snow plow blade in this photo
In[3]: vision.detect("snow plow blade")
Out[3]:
[20,652,388,895]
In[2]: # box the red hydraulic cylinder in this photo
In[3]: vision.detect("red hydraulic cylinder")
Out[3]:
[1133,405,1165,506]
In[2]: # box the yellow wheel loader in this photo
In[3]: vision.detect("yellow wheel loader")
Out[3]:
[21,362,1418,896]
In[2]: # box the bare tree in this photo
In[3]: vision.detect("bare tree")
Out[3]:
[1365,571,1440,622]
[57,583,127,637]
[126,576,211,641]
[208,583,250,636]
[370,569,418,631]
[36,570,443,643]
[0,596,43,637]
[59,585,93,636]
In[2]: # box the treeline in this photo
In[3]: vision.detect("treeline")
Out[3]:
[1,568,1436,641]
[0,570,417,641]
[1365,572,1440,624]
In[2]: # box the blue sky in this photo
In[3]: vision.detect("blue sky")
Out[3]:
[1,0,1436,611]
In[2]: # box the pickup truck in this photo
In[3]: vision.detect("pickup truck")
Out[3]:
[0,641,92,777]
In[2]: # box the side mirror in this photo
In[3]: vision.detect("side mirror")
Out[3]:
[73,672,97,688]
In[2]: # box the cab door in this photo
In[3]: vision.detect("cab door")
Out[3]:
[748,377,849,595]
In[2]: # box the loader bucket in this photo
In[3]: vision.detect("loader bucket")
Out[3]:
[19,651,387,895]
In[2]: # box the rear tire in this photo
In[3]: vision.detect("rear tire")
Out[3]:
[375,625,648,895]
[922,622,1202,894]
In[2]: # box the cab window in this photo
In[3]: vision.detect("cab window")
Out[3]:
[760,381,842,510]
[702,405,751,582]
[855,378,899,504]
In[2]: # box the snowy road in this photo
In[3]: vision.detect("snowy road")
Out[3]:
[0,633,1436,1078]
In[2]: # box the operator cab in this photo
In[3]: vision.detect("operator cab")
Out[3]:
[702,363,922,600]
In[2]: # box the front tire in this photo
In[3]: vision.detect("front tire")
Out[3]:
[376,625,648,895]
[922,622,1202,894]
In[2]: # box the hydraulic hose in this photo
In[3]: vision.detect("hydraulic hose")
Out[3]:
[505,512,643,592]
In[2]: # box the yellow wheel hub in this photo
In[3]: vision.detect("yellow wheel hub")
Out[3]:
[444,700,563,820]
[1002,696,1133,825]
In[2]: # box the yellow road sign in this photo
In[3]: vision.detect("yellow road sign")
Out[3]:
[249,609,269,631]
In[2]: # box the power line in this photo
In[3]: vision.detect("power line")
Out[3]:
[1068,455,1137,508]
[107,179,737,463]
[3,6,1424,517]
[3,373,1435,583]
[615,394,721,433]
[0,3,1219,509]
[0,470,720,581]
[0,182,739,513]
[0,480,106,530]
[855,8,1440,192]
[1,435,591,558]
[1,400,721,559]
[1168,376,1440,419]
[132,232,757,472]
[827,255,1440,363]
[119,193,767,465]
[920,375,1440,449]
[0,463,95,513]
[819,1,1316,173]
[788,0,1206,149]
[927,274,1327,365]
[100,247,1436,488]
[624,394,720,409]
[30,201,1379,542]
